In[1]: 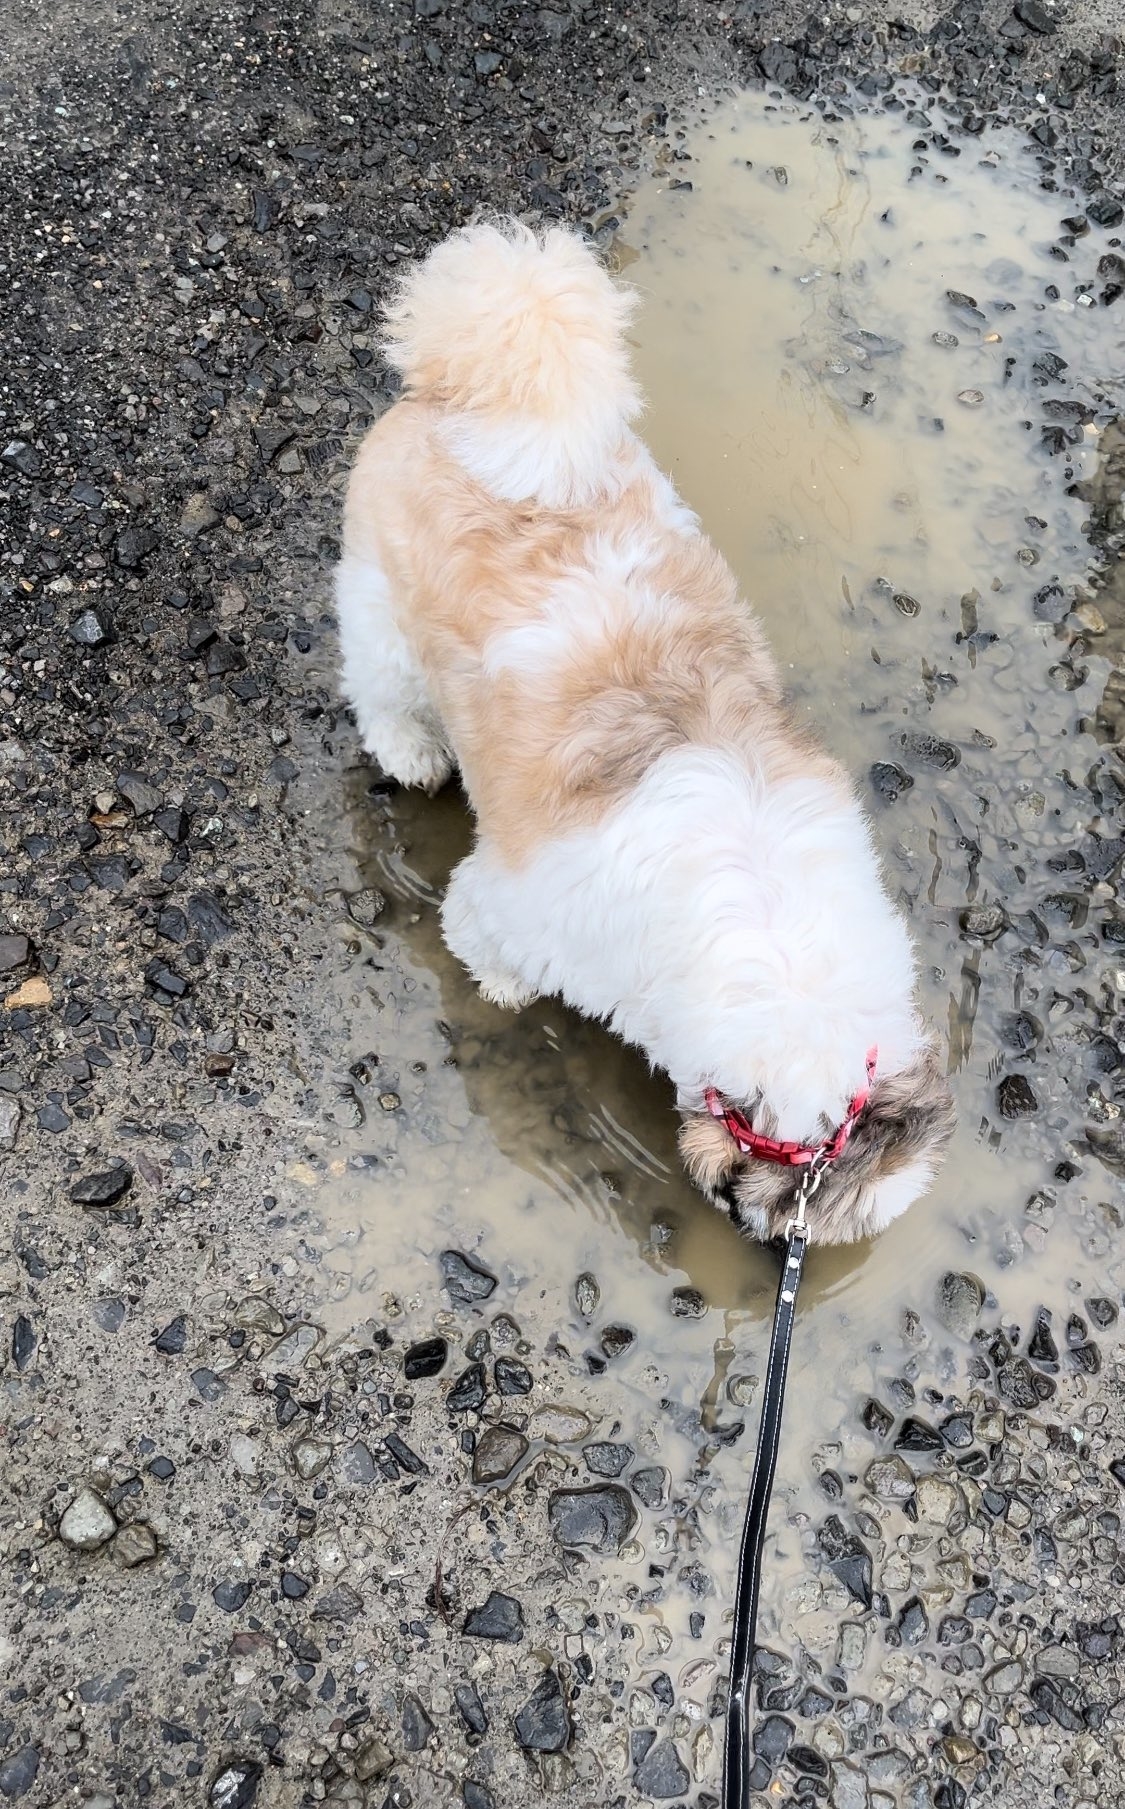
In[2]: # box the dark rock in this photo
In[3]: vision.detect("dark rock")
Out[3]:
[583,1441,634,1478]
[959,905,1010,944]
[70,1166,133,1208]
[1030,1675,1085,1731]
[514,1670,571,1753]
[462,1785,494,1809]
[116,770,164,815]
[69,606,114,647]
[401,1693,433,1750]
[898,1597,929,1644]
[898,730,960,771]
[600,1323,635,1359]
[484,1352,530,1396]
[153,1315,188,1355]
[1,438,40,476]
[455,1681,488,1735]
[336,1442,378,1486]
[631,1467,668,1509]
[472,1423,528,1484]
[862,1399,894,1438]
[634,1737,690,1797]
[549,1485,637,1553]
[464,1590,524,1642]
[154,806,190,844]
[1029,1308,1059,1365]
[998,1074,1038,1118]
[280,1571,309,1599]
[1087,192,1125,229]
[0,935,31,974]
[147,1456,175,1481]
[209,1762,262,1809]
[870,761,913,803]
[145,959,189,999]
[0,1747,39,1800]
[404,1337,448,1380]
[448,1364,486,1413]
[12,1317,35,1373]
[895,1417,941,1453]
[254,423,296,464]
[115,524,157,568]
[94,1299,128,1335]
[753,1714,793,1764]
[440,1249,497,1304]
[940,1412,974,1448]
[212,1579,253,1612]
[818,1515,873,1608]
[313,1584,364,1623]
[670,1286,706,1317]
[1014,0,1057,32]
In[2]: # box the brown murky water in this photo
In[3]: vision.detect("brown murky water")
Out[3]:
[299,90,1124,1714]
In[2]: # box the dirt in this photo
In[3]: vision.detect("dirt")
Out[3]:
[3,4,1125,1808]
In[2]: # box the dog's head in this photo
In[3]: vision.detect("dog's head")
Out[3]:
[679,1046,955,1245]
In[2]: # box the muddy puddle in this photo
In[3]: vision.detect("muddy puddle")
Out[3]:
[292,89,1125,1715]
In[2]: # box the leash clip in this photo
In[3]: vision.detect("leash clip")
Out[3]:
[785,1156,825,1242]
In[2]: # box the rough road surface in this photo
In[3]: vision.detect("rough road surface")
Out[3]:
[3,3,1125,1808]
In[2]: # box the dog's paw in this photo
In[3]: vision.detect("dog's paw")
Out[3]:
[369,722,453,794]
[476,969,538,1010]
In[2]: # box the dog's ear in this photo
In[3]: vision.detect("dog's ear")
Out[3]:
[678,1111,742,1198]
[839,1046,955,1185]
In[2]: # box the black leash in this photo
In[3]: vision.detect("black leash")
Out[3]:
[721,1164,821,1809]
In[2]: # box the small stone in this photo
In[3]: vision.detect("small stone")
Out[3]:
[494,1355,532,1394]
[405,1336,448,1379]
[464,1590,524,1642]
[574,1272,600,1318]
[401,1693,434,1751]
[600,1323,635,1359]
[1087,192,1125,229]
[454,1682,489,1736]
[986,1660,1024,1696]
[1035,1645,1080,1679]
[69,605,114,647]
[113,1522,159,1567]
[1,438,40,475]
[261,1324,321,1372]
[353,1737,392,1781]
[959,905,1009,944]
[0,1097,19,1151]
[472,1423,528,1484]
[448,1363,487,1413]
[0,1748,40,1801]
[0,934,30,974]
[153,1315,188,1355]
[898,730,960,771]
[864,1456,916,1500]
[234,1296,285,1337]
[754,1714,793,1763]
[514,1670,572,1753]
[292,1438,331,1480]
[70,1166,134,1208]
[548,1485,637,1552]
[914,1477,960,1526]
[115,524,157,568]
[957,389,985,406]
[59,1486,117,1551]
[281,1571,309,1599]
[932,330,959,347]
[935,1271,984,1339]
[313,1583,364,1623]
[634,1738,690,1798]
[12,1316,35,1372]
[631,1466,668,1509]
[440,1249,498,1304]
[998,1074,1038,1118]
[670,1286,706,1318]
[583,1441,634,1478]
[116,770,164,815]
[346,887,386,926]
[229,1434,259,1478]
[336,1442,378,1486]
[213,1579,253,1612]
[1015,0,1057,30]
[209,1761,262,1808]
[1074,601,1107,635]
[4,977,51,1009]
[818,1515,873,1608]
[838,1623,868,1672]
[895,1417,942,1453]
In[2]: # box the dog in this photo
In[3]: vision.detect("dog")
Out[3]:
[335,217,955,1244]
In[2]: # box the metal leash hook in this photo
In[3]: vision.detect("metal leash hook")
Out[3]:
[721,1166,817,1809]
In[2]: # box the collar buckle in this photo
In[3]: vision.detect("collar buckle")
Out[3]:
[784,1156,826,1243]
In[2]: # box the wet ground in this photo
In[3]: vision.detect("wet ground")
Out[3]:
[3,5,1125,1808]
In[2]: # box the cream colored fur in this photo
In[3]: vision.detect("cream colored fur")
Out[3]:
[335,218,954,1245]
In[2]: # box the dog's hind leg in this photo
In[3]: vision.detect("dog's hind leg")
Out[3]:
[441,852,540,1009]
[335,551,454,793]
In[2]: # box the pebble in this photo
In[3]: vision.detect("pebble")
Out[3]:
[313,1584,364,1623]
[548,1484,637,1552]
[574,1271,600,1318]
[998,1073,1039,1118]
[0,1096,19,1151]
[631,1466,669,1509]
[69,605,114,647]
[234,1297,285,1337]
[583,1440,634,1477]
[116,769,164,815]
[153,1315,189,1355]
[113,1522,159,1567]
[818,1517,873,1609]
[935,1271,984,1339]
[957,388,985,406]
[0,1749,40,1802]
[494,1355,531,1394]
[865,1455,916,1500]
[209,1762,262,1808]
[471,1423,528,1484]
[292,1436,331,1480]
[670,1286,706,1317]
[634,1737,690,1798]
[600,1323,635,1359]
[986,1660,1024,1696]
[70,1166,134,1208]
[59,1486,117,1551]
[463,1589,524,1642]
[440,1249,498,1304]
[914,1477,961,1526]
[514,1669,572,1753]
[448,1364,487,1413]
[404,1336,448,1379]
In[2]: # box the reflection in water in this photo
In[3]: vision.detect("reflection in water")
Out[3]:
[301,88,1125,1685]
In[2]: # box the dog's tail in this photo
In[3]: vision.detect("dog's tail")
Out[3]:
[381,217,640,508]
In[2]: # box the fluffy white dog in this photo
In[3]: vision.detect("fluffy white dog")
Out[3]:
[335,218,954,1243]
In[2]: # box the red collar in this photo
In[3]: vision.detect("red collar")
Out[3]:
[705,1048,877,1169]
